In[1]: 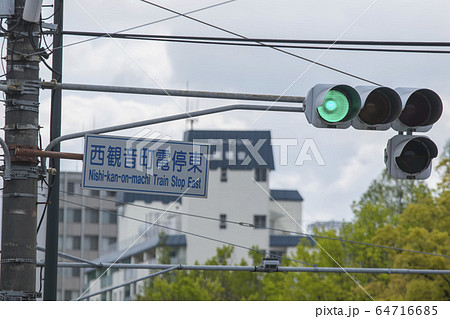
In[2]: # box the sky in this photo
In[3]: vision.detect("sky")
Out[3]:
[3,0,450,229]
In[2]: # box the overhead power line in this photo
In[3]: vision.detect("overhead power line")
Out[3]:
[55,0,236,52]
[47,188,450,259]
[64,31,450,54]
[40,262,450,276]
[139,0,381,86]
[55,197,315,267]
[62,31,450,47]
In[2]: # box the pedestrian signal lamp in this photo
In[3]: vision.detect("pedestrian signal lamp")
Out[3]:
[385,135,438,180]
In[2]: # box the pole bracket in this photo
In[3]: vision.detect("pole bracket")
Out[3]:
[6,99,40,113]
[3,123,40,131]
[8,144,40,163]
[3,192,37,198]
[9,166,40,179]
[0,290,40,301]
[12,63,40,72]
[6,79,41,95]
[1,258,36,264]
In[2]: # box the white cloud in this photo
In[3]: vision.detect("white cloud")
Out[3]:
[4,0,450,230]
[333,142,382,191]
[63,40,173,88]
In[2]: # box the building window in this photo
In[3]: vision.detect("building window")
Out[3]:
[67,182,75,195]
[134,252,144,264]
[85,235,99,251]
[66,236,81,250]
[219,214,227,229]
[253,215,266,229]
[220,167,227,182]
[100,237,116,252]
[85,208,99,224]
[66,208,81,223]
[65,267,80,277]
[58,209,64,222]
[254,167,267,182]
[58,236,64,250]
[101,270,113,288]
[106,191,116,197]
[90,190,100,197]
[146,248,156,260]
[71,267,80,277]
[64,290,76,301]
[101,211,117,224]
[124,285,131,300]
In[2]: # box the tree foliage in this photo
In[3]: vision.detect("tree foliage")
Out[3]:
[138,145,450,301]
[137,246,264,301]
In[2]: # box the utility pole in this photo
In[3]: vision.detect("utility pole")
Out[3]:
[44,0,63,301]
[0,0,41,300]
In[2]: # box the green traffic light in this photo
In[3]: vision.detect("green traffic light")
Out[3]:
[318,89,350,123]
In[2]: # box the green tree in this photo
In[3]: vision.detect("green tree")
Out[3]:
[262,233,370,300]
[368,156,450,300]
[137,246,264,300]
[262,164,448,301]
[138,142,450,301]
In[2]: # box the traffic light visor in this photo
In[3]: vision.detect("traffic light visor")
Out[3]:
[395,137,438,174]
[358,87,402,125]
[318,89,349,123]
[398,89,443,128]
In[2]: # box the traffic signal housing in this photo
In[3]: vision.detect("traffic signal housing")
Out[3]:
[391,88,443,132]
[385,135,438,180]
[304,84,361,129]
[304,84,442,180]
[305,85,442,132]
[352,86,402,131]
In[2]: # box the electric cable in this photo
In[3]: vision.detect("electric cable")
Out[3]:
[50,195,315,267]
[62,31,450,48]
[41,187,450,259]
[1,35,6,77]
[54,0,236,53]
[36,177,52,234]
[41,1,62,21]
[139,0,382,86]
[61,31,450,54]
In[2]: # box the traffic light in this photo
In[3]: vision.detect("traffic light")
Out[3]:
[304,84,361,128]
[305,85,442,131]
[304,84,443,180]
[391,88,443,132]
[351,86,402,130]
[385,135,438,180]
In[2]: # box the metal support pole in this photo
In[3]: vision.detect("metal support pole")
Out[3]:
[36,246,100,267]
[40,82,305,104]
[15,148,83,161]
[44,0,64,301]
[36,262,450,275]
[76,266,180,301]
[44,104,303,153]
[1,0,40,301]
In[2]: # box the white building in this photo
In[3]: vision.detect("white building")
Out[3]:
[36,172,118,301]
[84,130,304,300]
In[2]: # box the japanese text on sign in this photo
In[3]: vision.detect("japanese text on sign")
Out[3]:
[83,134,210,198]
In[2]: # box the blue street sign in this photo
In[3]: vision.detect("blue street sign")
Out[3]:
[83,134,210,198]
